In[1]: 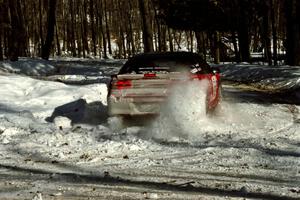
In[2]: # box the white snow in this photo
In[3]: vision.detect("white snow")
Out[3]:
[218,64,300,92]
[0,58,299,199]
[0,74,107,121]
[0,58,57,76]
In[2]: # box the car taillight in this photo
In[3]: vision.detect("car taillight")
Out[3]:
[115,80,132,89]
[190,74,207,80]
[144,73,156,78]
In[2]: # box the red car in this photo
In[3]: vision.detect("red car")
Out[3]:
[107,52,221,116]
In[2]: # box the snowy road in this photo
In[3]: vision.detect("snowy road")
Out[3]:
[0,60,299,199]
[0,78,299,199]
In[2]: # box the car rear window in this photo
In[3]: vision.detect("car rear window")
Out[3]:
[119,53,211,74]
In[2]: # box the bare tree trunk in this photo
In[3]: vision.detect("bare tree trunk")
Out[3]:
[62,2,67,53]
[39,0,44,52]
[271,0,278,66]
[82,0,89,56]
[127,0,135,55]
[17,0,28,56]
[41,0,57,60]
[0,31,3,61]
[0,2,3,60]
[55,24,61,56]
[103,0,112,55]
[155,19,161,51]
[262,1,272,65]
[285,0,300,65]
[80,6,86,58]
[4,30,9,59]
[161,26,167,52]
[98,0,106,58]
[168,29,174,52]
[128,9,136,54]
[69,0,76,57]
[195,31,202,55]
[213,31,220,64]
[120,28,126,58]
[90,0,97,56]
[138,0,154,52]
[154,7,165,52]
[202,32,207,61]
[231,31,240,62]
[195,31,207,60]
[237,1,250,62]
[76,1,82,57]
[8,0,23,61]
[190,30,194,52]
[252,28,260,52]
[1,0,9,59]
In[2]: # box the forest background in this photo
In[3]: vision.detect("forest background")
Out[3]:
[0,0,300,66]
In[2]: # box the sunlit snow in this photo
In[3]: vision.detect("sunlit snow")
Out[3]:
[0,58,299,199]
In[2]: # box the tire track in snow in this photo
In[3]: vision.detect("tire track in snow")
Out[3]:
[287,105,300,124]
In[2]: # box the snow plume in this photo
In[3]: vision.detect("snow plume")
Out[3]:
[147,80,210,140]
[146,81,270,142]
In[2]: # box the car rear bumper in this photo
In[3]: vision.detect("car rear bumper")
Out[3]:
[108,97,162,116]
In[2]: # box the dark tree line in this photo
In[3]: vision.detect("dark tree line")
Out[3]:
[155,0,300,66]
[0,0,300,66]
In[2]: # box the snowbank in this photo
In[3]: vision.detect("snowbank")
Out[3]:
[2,58,299,95]
[217,64,300,93]
[0,58,57,76]
[0,74,107,122]
[0,58,125,85]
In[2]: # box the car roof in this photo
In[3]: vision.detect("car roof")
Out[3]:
[127,52,203,61]
[120,52,210,74]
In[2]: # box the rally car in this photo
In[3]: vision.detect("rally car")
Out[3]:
[107,52,221,116]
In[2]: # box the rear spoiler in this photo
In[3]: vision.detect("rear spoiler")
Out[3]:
[115,73,171,80]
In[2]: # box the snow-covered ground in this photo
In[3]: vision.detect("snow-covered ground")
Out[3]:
[218,63,300,94]
[0,58,299,199]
